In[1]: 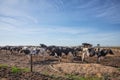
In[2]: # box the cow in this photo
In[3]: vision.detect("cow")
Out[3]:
[20,46,48,61]
[20,47,31,55]
[0,46,12,55]
[47,46,76,62]
[96,48,114,62]
[9,46,22,55]
[81,47,114,63]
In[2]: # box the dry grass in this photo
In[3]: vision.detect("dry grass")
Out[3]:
[52,63,119,77]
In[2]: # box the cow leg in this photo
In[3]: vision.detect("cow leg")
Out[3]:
[42,53,45,61]
[18,50,22,56]
[54,53,58,58]
[58,56,62,63]
[27,55,30,60]
[6,50,7,54]
[97,57,101,63]
[82,52,85,62]
[68,52,74,62]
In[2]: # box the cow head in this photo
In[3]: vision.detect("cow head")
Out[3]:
[108,49,114,55]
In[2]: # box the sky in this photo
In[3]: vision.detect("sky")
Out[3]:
[0,0,120,46]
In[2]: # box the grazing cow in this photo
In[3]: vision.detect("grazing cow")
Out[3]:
[72,47,83,56]
[0,46,11,55]
[47,46,75,62]
[0,46,23,55]
[20,47,31,55]
[81,47,114,62]
[20,47,36,61]
[0,46,10,51]
[49,46,81,57]
[20,46,48,61]
[96,48,114,62]
[36,47,49,61]
[9,46,22,55]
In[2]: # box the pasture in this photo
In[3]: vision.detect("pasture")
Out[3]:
[0,47,120,80]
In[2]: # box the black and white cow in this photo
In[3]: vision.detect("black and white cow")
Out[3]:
[0,46,11,54]
[96,48,114,62]
[81,47,114,62]
[47,46,80,62]
[9,46,22,55]
[0,46,23,55]
[20,47,31,55]
[20,46,48,61]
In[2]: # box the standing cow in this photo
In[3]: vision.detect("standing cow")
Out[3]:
[81,47,114,63]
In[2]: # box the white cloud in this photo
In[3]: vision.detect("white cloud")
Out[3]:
[0,22,94,35]
[92,1,120,24]
[0,23,120,46]
[0,0,120,46]
[0,0,38,26]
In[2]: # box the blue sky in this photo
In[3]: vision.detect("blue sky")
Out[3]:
[0,0,120,46]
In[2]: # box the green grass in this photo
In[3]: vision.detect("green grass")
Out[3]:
[11,66,30,73]
[11,66,21,73]
[0,64,30,73]
[0,64,116,80]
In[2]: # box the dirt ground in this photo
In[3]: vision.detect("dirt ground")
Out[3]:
[0,49,120,79]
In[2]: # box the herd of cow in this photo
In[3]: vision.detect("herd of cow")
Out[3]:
[0,44,114,63]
